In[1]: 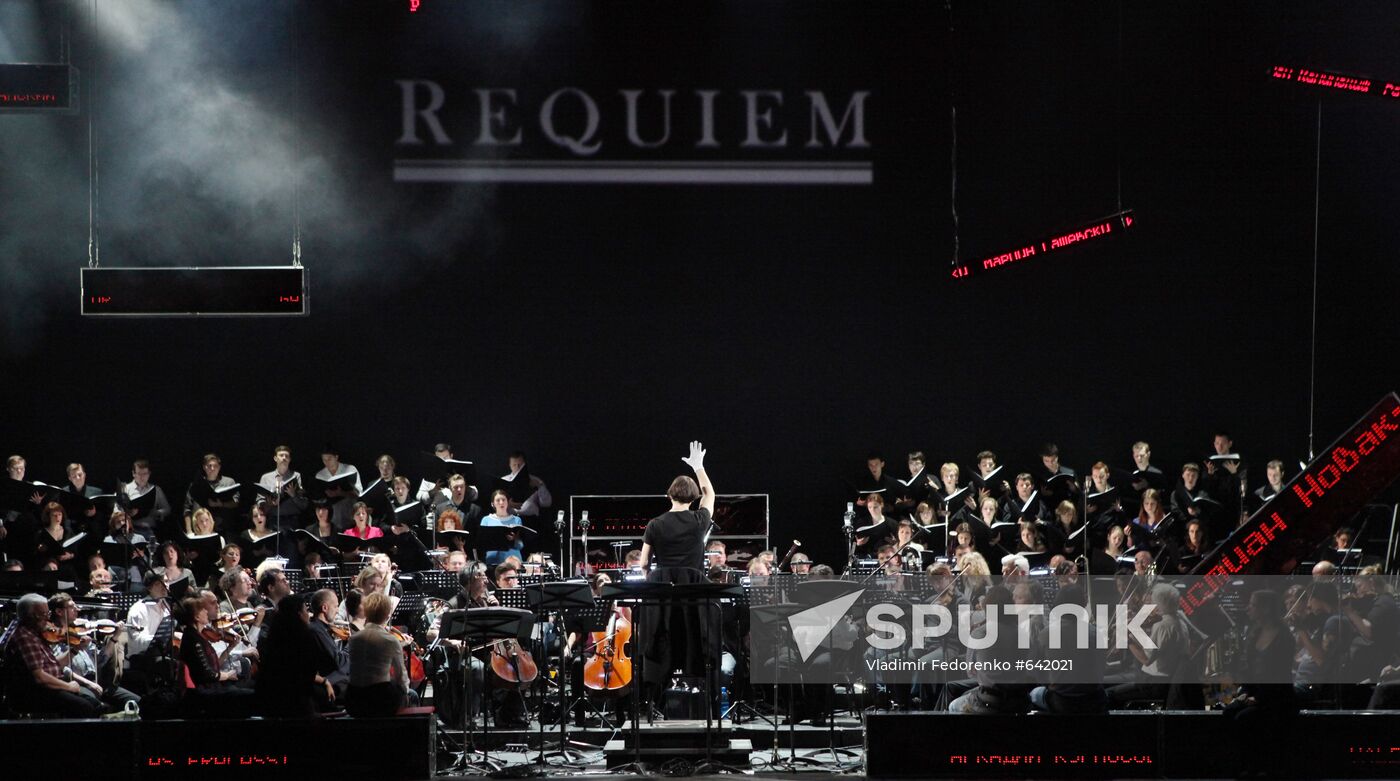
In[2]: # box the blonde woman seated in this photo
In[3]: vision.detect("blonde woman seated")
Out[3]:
[345,592,411,717]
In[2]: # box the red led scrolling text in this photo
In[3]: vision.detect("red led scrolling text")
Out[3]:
[947,754,1153,766]
[146,755,289,767]
[0,93,58,104]
[950,213,1133,280]
[86,295,300,305]
[1271,65,1400,99]
[1181,402,1400,615]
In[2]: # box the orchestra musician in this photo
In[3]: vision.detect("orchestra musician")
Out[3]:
[177,595,257,716]
[255,593,332,717]
[563,573,631,727]
[6,593,103,717]
[307,588,351,709]
[345,592,411,716]
[218,569,267,644]
[48,592,140,712]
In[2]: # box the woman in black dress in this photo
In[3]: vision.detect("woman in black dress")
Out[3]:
[637,442,717,704]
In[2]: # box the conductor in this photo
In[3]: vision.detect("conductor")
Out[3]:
[636,441,717,698]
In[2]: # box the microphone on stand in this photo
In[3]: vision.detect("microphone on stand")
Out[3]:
[843,502,855,533]
[554,510,565,532]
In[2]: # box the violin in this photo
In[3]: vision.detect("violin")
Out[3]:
[329,621,353,641]
[387,625,428,688]
[43,621,94,647]
[583,606,633,692]
[201,626,239,644]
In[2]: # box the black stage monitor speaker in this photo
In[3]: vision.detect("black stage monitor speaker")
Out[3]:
[81,267,307,317]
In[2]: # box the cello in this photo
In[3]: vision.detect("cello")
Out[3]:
[490,637,539,689]
[582,606,632,691]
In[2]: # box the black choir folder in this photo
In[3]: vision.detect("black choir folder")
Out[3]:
[188,481,239,506]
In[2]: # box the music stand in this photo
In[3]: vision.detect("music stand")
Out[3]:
[601,581,741,772]
[747,602,824,771]
[525,580,598,766]
[438,607,535,774]
[791,579,864,769]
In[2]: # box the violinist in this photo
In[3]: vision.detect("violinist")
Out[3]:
[126,571,172,657]
[196,589,258,686]
[7,593,103,717]
[217,569,267,645]
[178,595,257,716]
[346,566,400,620]
[254,594,331,717]
[48,592,140,712]
[1107,584,1191,706]
[343,590,366,634]
[345,592,410,716]
[367,552,405,599]
[307,588,350,709]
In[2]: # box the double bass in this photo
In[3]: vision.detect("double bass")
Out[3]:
[583,606,632,691]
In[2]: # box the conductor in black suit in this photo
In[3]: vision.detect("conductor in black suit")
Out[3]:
[637,441,717,701]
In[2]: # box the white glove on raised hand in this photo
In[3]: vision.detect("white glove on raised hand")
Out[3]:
[681,441,707,473]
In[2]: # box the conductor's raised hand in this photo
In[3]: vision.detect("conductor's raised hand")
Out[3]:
[681,441,707,473]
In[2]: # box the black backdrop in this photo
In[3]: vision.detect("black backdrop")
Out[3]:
[1,1,1397,570]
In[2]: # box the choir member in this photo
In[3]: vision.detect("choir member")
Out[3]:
[183,453,240,534]
[1037,443,1079,505]
[893,450,930,512]
[120,459,172,540]
[258,445,308,531]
